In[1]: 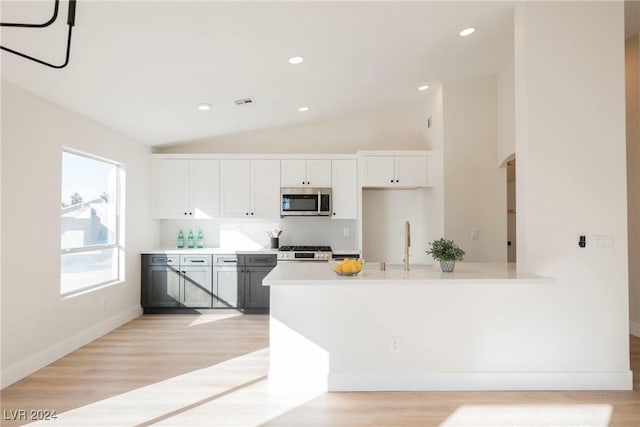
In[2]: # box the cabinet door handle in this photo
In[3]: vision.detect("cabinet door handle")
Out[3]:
[395,180,399,183]
[390,179,393,183]
[190,260,205,263]
[184,212,188,215]
[251,212,254,215]
[222,260,237,263]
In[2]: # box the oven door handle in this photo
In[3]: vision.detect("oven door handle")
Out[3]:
[317,191,321,214]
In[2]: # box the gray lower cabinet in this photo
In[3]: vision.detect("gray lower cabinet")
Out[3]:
[212,254,276,310]
[244,266,272,308]
[143,253,275,312]
[213,255,241,309]
[242,255,276,309]
[142,254,213,309]
[147,265,181,307]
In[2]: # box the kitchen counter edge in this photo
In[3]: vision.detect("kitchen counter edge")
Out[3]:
[264,262,554,286]
[141,248,279,255]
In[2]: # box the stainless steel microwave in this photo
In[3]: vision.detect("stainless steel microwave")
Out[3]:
[281,188,332,216]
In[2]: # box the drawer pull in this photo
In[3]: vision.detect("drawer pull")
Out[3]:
[190,260,205,263]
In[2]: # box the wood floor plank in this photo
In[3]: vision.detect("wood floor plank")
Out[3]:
[1,313,639,426]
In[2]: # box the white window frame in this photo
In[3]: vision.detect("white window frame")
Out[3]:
[60,148,123,296]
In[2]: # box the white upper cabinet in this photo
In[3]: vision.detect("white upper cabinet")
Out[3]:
[251,159,281,217]
[219,160,251,217]
[360,153,430,188]
[220,159,280,218]
[152,159,219,219]
[394,157,429,187]
[281,159,332,187]
[331,159,357,219]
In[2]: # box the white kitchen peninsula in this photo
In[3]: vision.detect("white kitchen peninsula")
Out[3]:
[264,263,631,392]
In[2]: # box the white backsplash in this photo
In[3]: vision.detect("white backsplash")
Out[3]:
[158,217,357,251]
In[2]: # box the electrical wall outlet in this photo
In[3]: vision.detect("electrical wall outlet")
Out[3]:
[389,337,399,352]
[471,227,479,240]
[343,227,350,237]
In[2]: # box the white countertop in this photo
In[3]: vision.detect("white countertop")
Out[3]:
[141,248,279,255]
[263,262,553,285]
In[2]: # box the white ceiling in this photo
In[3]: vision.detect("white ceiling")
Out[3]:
[1,1,516,146]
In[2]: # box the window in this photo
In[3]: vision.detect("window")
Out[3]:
[61,150,122,295]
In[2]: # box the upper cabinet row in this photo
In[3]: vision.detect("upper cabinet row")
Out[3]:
[151,154,430,219]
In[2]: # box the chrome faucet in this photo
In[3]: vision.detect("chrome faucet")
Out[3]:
[403,221,410,271]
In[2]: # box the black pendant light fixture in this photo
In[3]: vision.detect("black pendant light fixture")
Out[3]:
[0,0,77,69]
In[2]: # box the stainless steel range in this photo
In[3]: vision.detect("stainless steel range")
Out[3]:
[277,245,332,262]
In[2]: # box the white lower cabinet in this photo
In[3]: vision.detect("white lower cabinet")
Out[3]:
[331,159,357,219]
[220,159,280,218]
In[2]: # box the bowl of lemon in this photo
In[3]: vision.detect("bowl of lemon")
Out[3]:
[332,258,364,276]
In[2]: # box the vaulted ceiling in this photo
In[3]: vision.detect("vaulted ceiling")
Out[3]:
[2,1,517,145]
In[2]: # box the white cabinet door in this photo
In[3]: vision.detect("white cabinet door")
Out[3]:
[281,159,332,187]
[331,159,357,219]
[280,160,307,187]
[152,159,190,218]
[251,159,281,217]
[306,159,332,187]
[361,156,395,187]
[220,160,251,217]
[189,159,220,218]
[395,157,428,187]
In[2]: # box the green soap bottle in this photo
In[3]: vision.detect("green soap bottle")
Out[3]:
[187,229,195,249]
[197,230,204,248]
[177,230,185,249]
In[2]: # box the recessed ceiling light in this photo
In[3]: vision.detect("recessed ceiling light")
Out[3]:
[459,27,476,37]
[298,106,310,112]
[418,85,430,92]
[197,103,211,111]
[289,56,304,64]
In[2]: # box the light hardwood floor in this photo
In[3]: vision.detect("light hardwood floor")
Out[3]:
[1,313,639,426]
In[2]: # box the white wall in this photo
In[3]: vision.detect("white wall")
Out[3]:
[514,0,629,371]
[442,76,507,263]
[497,61,515,166]
[362,189,430,265]
[626,34,640,337]
[1,82,156,387]
[155,103,430,154]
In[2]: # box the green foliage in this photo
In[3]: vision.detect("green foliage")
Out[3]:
[70,192,83,205]
[426,238,465,261]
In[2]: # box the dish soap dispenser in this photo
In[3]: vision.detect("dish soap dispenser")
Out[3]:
[177,230,185,249]
[187,229,195,249]
[197,230,204,248]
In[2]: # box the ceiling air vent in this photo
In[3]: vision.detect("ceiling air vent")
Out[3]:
[234,98,254,106]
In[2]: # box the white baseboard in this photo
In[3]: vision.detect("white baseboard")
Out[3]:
[1,306,142,389]
[630,321,640,337]
[328,371,633,391]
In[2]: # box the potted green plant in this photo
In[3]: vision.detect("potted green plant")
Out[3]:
[426,238,465,272]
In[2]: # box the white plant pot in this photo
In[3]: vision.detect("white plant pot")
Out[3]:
[440,260,456,272]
